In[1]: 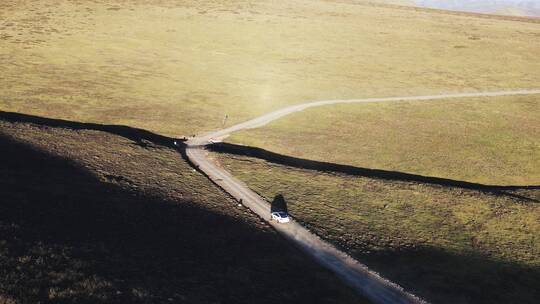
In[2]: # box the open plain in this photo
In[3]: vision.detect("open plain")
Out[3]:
[1,0,539,303]
[2,0,539,136]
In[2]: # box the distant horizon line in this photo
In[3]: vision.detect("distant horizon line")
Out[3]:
[412,0,540,17]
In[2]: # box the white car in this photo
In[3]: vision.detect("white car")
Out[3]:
[271,211,290,224]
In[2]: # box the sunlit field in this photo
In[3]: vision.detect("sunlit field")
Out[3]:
[1,0,539,136]
[229,94,540,185]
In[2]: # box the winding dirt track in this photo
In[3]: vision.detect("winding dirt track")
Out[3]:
[186,89,540,304]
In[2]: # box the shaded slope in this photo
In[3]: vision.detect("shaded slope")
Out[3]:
[0,116,366,304]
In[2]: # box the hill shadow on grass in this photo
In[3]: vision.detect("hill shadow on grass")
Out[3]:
[0,130,360,303]
[358,245,540,304]
[0,110,183,148]
[209,142,540,203]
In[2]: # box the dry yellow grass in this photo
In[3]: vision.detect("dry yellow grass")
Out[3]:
[229,95,540,185]
[2,1,539,302]
[1,0,539,136]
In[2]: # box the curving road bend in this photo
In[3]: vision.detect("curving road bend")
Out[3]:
[185,89,540,304]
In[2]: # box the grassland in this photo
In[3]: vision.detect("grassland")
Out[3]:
[1,0,540,136]
[211,149,540,304]
[229,95,540,185]
[2,1,540,302]
[0,114,366,304]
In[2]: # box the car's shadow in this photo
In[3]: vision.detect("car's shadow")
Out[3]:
[270,194,288,213]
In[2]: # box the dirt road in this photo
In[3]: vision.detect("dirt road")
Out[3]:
[186,89,540,304]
